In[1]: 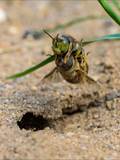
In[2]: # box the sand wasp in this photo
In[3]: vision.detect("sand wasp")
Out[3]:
[7,30,99,89]
[7,31,119,91]
[43,30,98,87]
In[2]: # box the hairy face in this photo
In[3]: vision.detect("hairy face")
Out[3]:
[52,34,70,55]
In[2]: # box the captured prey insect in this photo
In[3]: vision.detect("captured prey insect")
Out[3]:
[43,30,98,86]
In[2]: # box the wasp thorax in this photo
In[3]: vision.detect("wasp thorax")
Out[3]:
[52,34,70,55]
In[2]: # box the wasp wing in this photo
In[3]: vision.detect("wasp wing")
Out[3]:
[77,68,101,93]
[41,67,63,83]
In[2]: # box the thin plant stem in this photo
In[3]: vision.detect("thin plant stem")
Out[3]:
[23,15,106,39]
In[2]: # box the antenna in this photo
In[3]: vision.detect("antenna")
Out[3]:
[43,30,54,40]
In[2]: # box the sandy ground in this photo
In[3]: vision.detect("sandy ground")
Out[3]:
[0,1,120,160]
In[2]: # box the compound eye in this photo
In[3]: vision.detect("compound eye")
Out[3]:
[58,35,69,43]
[57,38,69,53]
[62,36,70,44]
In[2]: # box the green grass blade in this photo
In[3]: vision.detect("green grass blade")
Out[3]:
[98,0,120,25]
[83,33,120,45]
[47,15,105,32]
[7,55,55,79]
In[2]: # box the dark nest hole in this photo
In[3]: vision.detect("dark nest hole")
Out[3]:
[17,112,50,131]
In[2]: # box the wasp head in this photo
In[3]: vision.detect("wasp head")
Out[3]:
[44,30,71,55]
[52,34,70,55]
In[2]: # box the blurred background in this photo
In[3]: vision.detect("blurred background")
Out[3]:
[0,0,119,37]
[0,0,119,85]
[0,1,120,160]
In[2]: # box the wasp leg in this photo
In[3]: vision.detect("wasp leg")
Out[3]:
[79,38,84,48]
[86,52,90,56]
[41,67,62,83]
[78,68,101,87]
[64,42,73,64]
[85,74,98,84]
[75,68,102,94]
[46,54,53,56]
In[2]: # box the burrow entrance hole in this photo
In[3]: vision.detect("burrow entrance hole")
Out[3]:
[17,112,50,131]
